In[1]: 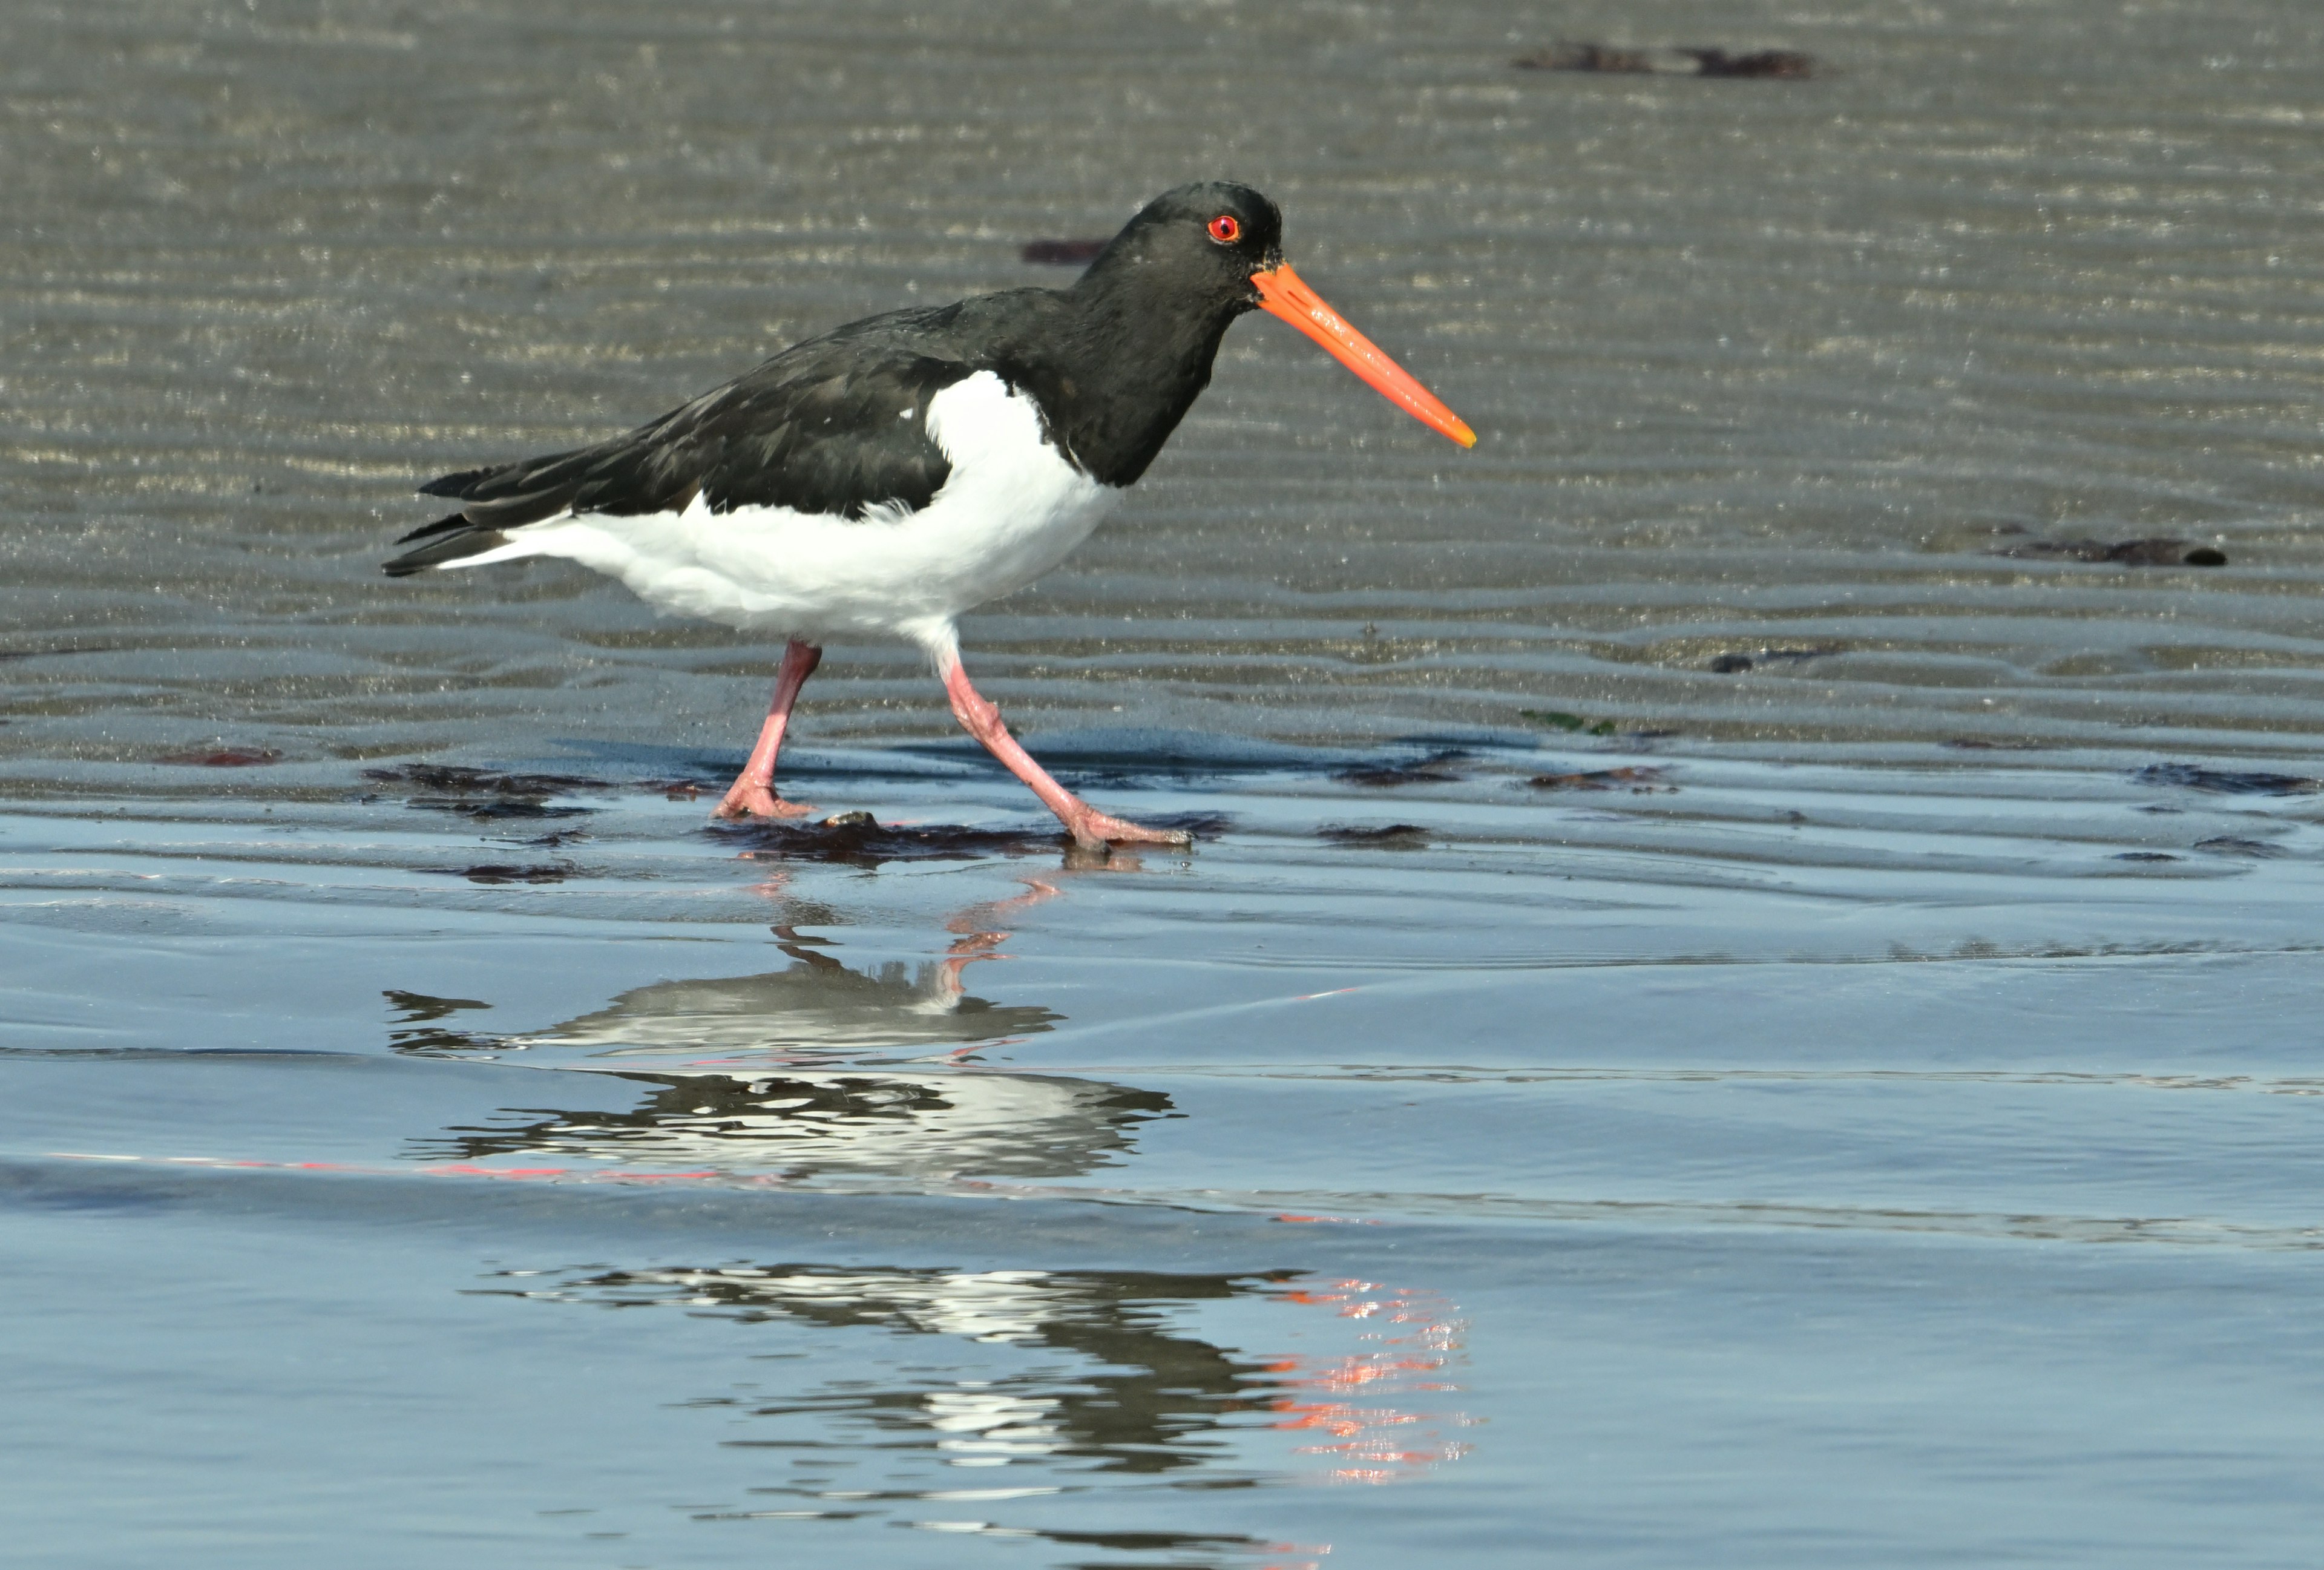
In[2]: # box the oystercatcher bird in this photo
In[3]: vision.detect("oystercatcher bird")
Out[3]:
[386,182,1474,850]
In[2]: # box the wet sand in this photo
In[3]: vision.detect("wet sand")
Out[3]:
[7,1,2324,1566]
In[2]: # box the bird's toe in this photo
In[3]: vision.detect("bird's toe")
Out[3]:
[714,789,816,820]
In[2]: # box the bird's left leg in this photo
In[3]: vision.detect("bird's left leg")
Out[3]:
[715,639,823,819]
[938,651,1190,853]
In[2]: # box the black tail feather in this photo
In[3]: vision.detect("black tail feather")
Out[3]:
[393,511,479,547]
[382,524,512,577]
[396,449,599,576]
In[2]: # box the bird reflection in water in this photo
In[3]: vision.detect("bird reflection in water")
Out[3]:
[399,870,1473,1557]
[482,1261,1473,1565]
[396,879,1181,1183]
[395,876,1067,1068]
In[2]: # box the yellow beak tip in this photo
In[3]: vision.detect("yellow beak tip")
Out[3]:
[1451,423,1478,448]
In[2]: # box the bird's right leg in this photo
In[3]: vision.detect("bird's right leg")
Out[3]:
[939,652,1190,853]
[715,639,823,819]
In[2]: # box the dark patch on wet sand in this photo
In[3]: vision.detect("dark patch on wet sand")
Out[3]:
[365,764,609,795]
[1992,538,2227,567]
[1529,766,1675,793]
[2113,852,2179,862]
[158,746,283,766]
[1515,44,1814,77]
[364,763,608,818]
[1943,739,2044,751]
[0,644,120,662]
[1318,823,1433,849]
[442,864,572,884]
[638,777,719,800]
[1022,238,1109,265]
[1709,647,1834,674]
[2193,837,2289,859]
[418,798,594,821]
[1334,750,1469,787]
[2132,763,2322,796]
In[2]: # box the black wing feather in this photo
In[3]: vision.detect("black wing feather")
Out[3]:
[389,304,986,576]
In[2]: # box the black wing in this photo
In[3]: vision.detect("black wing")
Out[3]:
[386,307,978,576]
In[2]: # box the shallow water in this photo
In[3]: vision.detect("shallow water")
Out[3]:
[7,1,2324,1566]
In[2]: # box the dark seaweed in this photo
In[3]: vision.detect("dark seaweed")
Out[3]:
[2192,837,2290,859]
[364,763,609,818]
[1333,750,1469,787]
[710,810,1224,867]
[1710,647,1834,674]
[2131,763,2322,796]
[363,764,610,796]
[442,864,573,884]
[157,747,282,766]
[409,799,594,821]
[1529,766,1675,792]
[1317,824,1433,849]
[1992,538,2227,567]
[1515,44,1814,78]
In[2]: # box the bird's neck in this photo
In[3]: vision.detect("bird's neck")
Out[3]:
[999,277,1245,488]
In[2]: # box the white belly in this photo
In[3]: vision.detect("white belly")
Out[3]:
[462,372,1120,649]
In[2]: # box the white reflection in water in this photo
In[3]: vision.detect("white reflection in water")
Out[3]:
[485,1261,1474,1565]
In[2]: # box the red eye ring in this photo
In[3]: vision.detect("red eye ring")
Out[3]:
[1207,214,1242,244]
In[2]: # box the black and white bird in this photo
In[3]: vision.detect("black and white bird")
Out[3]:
[386,182,1474,850]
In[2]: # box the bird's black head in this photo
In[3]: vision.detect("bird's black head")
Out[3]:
[1074,181,1284,312]
[1006,179,1469,486]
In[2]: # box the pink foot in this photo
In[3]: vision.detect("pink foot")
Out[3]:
[713,784,815,820]
[1060,807,1193,852]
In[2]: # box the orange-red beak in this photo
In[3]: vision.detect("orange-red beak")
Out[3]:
[1252,263,1476,448]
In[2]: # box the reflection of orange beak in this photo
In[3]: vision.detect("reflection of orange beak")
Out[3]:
[1252,263,1477,448]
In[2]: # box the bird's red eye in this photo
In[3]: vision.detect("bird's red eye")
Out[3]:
[1207,215,1241,244]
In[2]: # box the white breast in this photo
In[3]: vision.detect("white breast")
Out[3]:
[458,372,1120,651]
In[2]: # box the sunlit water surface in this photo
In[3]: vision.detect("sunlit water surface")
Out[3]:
[7,1,2324,1566]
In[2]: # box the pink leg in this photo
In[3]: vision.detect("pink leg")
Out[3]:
[715,639,823,819]
[940,654,1189,852]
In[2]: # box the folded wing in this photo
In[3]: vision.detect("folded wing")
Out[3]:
[387,314,977,576]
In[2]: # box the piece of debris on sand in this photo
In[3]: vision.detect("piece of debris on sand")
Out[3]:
[1334,750,1470,787]
[1708,647,1834,674]
[361,763,609,819]
[1991,537,2226,567]
[443,864,573,884]
[1514,44,1814,78]
[159,747,283,766]
[2131,763,2321,796]
[1529,766,1675,793]
[1318,824,1433,849]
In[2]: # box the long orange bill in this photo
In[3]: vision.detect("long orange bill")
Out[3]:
[1252,263,1477,448]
